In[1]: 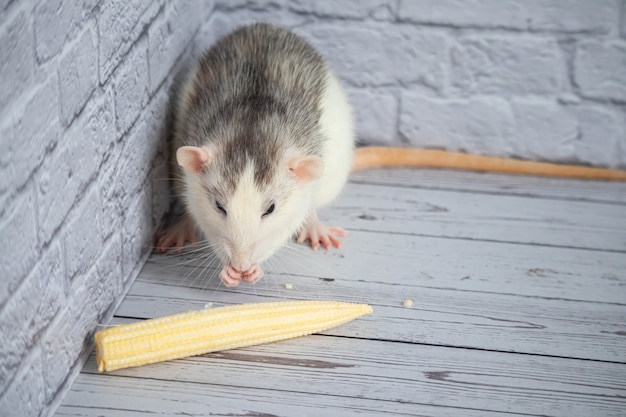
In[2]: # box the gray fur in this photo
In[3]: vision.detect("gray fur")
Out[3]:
[174,23,329,192]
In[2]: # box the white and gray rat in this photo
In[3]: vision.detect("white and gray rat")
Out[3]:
[156,23,354,287]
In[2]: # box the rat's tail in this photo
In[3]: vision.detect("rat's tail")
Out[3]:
[351,147,626,181]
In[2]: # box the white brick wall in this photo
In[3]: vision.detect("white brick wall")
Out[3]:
[0,1,205,416]
[206,0,626,164]
[1,1,625,416]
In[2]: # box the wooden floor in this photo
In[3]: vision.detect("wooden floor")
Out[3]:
[56,169,626,417]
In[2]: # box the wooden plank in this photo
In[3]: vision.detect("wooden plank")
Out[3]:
[115,272,626,363]
[57,168,626,417]
[349,169,626,204]
[324,183,626,251]
[71,336,626,417]
[55,372,519,417]
[144,229,626,304]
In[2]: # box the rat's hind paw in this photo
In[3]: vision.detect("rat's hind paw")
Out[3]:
[297,212,347,250]
[155,216,198,253]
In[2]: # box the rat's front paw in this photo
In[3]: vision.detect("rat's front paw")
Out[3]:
[220,263,263,286]
[219,264,241,287]
[297,215,347,250]
[155,216,198,253]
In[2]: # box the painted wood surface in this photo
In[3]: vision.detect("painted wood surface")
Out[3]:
[56,169,626,417]
[57,335,626,417]
[143,231,626,303]
[115,268,626,362]
[328,183,626,251]
[350,169,626,204]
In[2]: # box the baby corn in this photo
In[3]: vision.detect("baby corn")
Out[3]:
[95,300,372,372]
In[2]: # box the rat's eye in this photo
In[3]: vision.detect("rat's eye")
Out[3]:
[262,203,275,218]
[215,200,227,216]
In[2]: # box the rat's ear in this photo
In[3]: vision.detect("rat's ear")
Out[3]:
[288,155,324,184]
[177,146,212,174]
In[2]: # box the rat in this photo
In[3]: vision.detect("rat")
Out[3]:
[156,23,354,287]
[157,23,626,287]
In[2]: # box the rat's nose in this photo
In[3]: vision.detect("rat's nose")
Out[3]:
[230,261,252,273]
[230,243,256,273]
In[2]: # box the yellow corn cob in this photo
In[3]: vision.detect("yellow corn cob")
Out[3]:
[95,300,373,373]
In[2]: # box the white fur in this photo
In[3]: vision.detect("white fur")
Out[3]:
[183,160,316,270]
[314,69,355,207]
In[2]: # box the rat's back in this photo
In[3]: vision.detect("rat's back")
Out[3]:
[176,23,328,155]
[174,23,353,206]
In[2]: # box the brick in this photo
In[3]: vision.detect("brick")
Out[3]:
[0,243,64,393]
[0,0,12,12]
[450,36,566,95]
[41,269,99,402]
[0,123,14,200]
[0,347,46,417]
[98,88,166,242]
[518,0,619,33]
[99,143,124,241]
[398,0,618,33]
[570,105,626,167]
[34,0,98,62]
[9,77,60,190]
[290,0,395,20]
[575,40,626,102]
[0,11,34,112]
[0,189,38,309]
[123,184,153,278]
[113,36,149,134]
[510,98,578,161]
[214,0,285,10]
[37,92,114,243]
[63,188,103,280]
[196,7,308,57]
[58,24,98,126]
[94,234,123,322]
[148,1,203,93]
[348,89,399,145]
[399,94,515,155]
[98,0,160,82]
[622,1,626,38]
[296,24,447,89]
[77,88,117,160]
[117,88,168,204]
[43,237,122,396]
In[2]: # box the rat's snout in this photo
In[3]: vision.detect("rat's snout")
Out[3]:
[228,242,256,273]
[229,251,250,273]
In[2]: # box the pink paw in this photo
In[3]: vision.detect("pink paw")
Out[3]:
[297,220,348,250]
[219,263,263,287]
[155,216,197,253]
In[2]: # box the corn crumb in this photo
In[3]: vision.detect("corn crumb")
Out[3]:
[284,283,293,289]
[204,302,213,309]
[403,299,413,308]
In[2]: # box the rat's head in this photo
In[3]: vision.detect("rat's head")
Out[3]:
[176,144,322,277]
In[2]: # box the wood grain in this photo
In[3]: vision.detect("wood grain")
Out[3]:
[55,168,626,417]
[63,336,626,417]
[56,372,527,417]
[144,230,626,303]
[350,169,626,204]
[326,183,626,251]
[115,265,626,363]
